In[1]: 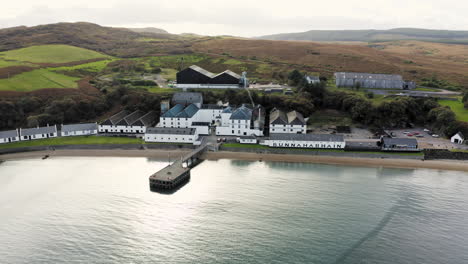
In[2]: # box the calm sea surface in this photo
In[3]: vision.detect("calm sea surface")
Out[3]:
[1,157,468,264]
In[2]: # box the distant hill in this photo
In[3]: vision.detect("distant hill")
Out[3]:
[258,28,468,44]
[127,27,169,34]
[0,22,192,57]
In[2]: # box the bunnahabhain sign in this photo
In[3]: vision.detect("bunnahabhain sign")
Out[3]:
[271,142,344,149]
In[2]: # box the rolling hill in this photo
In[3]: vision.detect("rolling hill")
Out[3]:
[258,28,468,44]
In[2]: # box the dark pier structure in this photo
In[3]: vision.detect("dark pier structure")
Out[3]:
[149,144,208,192]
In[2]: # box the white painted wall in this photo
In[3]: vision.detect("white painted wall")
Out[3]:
[0,136,19,144]
[21,132,58,141]
[451,134,464,144]
[270,124,306,134]
[193,126,210,135]
[240,138,257,144]
[62,129,98,137]
[145,133,197,144]
[264,139,346,149]
[99,125,147,133]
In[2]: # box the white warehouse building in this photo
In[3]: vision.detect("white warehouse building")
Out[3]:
[269,108,307,134]
[145,127,199,144]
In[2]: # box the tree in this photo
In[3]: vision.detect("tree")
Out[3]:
[288,70,303,86]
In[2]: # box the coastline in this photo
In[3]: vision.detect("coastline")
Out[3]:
[1,149,468,172]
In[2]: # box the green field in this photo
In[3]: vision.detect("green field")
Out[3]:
[0,136,143,149]
[0,58,35,68]
[50,59,115,73]
[0,69,79,91]
[0,45,110,64]
[439,99,468,122]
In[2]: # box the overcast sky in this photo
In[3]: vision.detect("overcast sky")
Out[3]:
[1,0,467,37]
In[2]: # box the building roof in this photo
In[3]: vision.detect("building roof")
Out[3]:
[201,104,223,109]
[269,133,344,142]
[453,132,465,140]
[189,65,215,78]
[382,137,418,146]
[222,106,233,113]
[162,104,200,118]
[146,127,196,135]
[132,111,157,127]
[101,110,131,126]
[287,111,306,125]
[306,75,320,82]
[172,92,203,106]
[0,129,18,139]
[334,72,403,81]
[270,109,288,125]
[21,126,57,136]
[230,105,252,120]
[213,70,241,79]
[240,135,256,139]
[116,110,145,126]
[61,123,97,133]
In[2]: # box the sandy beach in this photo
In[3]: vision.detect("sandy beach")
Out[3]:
[1,149,468,172]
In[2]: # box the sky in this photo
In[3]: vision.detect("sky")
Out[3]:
[1,0,467,37]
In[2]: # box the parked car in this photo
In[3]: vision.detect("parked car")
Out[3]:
[413,132,420,135]
[407,134,413,136]
[432,134,440,138]
[423,128,430,132]
[403,131,410,134]
[416,135,424,138]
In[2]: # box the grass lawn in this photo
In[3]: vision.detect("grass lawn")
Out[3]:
[160,68,178,81]
[146,87,181,94]
[0,58,36,68]
[0,69,79,92]
[50,59,114,73]
[0,45,110,64]
[0,136,143,149]
[439,99,468,122]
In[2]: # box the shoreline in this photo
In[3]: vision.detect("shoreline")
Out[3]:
[1,149,468,172]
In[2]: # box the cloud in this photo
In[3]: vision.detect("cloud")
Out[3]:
[1,0,467,36]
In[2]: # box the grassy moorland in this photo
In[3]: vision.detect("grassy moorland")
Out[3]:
[438,99,468,122]
[50,59,115,73]
[0,136,143,149]
[0,69,79,91]
[0,44,111,64]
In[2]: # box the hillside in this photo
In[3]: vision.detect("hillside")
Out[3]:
[127,27,169,34]
[258,28,468,44]
[192,38,468,88]
[0,22,196,57]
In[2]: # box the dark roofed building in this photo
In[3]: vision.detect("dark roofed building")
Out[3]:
[176,65,215,85]
[20,125,58,141]
[211,70,241,85]
[132,111,157,127]
[116,110,145,126]
[100,110,131,126]
[269,109,306,134]
[172,92,203,108]
[381,137,419,151]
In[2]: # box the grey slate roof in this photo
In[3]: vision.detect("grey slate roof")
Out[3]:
[222,106,233,113]
[21,126,57,136]
[270,109,288,125]
[382,137,418,146]
[101,110,130,126]
[287,111,306,125]
[162,104,185,118]
[454,132,465,140]
[230,105,252,120]
[268,133,344,142]
[61,123,97,133]
[116,110,145,126]
[162,104,200,119]
[0,129,18,139]
[146,127,196,135]
[132,111,157,127]
[189,65,215,78]
[172,92,203,106]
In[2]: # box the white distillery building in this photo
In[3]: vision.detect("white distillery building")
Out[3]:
[145,127,198,144]
[216,104,265,136]
[0,129,20,144]
[61,123,98,137]
[20,125,58,141]
[99,110,157,134]
[269,108,307,134]
[334,72,416,89]
[263,134,345,149]
[451,132,465,145]
[239,136,257,144]
[98,110,130,133]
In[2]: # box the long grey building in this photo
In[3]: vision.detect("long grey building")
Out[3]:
[334,72,416,89]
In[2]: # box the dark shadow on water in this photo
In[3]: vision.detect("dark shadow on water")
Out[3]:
[149,178,191,195]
